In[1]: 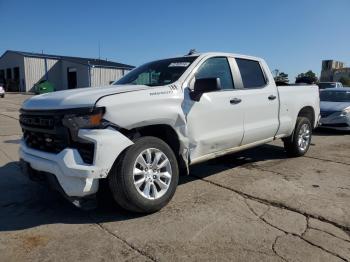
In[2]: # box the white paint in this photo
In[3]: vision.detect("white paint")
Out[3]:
[19,128,133,196]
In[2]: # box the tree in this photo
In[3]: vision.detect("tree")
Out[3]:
[274,72,289,85]
[339,77,350,86]
[272,69,279,78]
[295,70,318,84]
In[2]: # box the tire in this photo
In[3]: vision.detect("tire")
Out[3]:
[283,117,312,157]
[108,136,179,213]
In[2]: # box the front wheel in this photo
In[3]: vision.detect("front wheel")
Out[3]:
[108,136,179,213]
[283,117,312,157]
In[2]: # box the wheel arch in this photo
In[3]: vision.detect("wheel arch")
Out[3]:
[297,106,315,128]
[119,124,189,175]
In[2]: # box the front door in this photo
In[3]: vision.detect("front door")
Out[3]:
[185,57,244,162]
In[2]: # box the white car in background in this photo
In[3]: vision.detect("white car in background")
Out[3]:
[319,87,350,130]
[0,83,5,98]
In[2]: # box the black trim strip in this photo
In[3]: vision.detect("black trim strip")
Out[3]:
[20,107,103,115]
[93,88,149,108]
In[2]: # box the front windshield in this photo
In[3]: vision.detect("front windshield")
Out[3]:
[320,90,350,102]
[318,83,336,89]
[115,56,198,86]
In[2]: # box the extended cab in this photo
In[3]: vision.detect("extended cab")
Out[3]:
[19,52,320,212]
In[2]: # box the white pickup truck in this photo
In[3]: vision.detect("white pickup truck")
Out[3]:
[19,52,320,212]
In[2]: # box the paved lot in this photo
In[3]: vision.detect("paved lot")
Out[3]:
[0,94,349,262]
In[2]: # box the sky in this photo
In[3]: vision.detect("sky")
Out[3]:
[0,0,349,82]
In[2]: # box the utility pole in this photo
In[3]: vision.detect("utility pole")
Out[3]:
[98,41,101,60]
[98,41,102,86]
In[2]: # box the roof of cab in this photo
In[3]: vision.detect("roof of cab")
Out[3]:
[186,52,263,61]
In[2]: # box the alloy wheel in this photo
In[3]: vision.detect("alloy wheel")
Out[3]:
[133,148,172,200]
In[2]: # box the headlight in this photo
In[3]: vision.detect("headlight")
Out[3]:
[340,107,350,117]
[62,107,106,140]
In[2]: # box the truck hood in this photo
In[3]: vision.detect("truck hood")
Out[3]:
[22,85,149,110]
[320,101,350,111]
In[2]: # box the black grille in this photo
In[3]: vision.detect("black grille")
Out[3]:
[20,115,55,129]
[75,143,95,164]
[23,130,68,153]
[20,110,95,164]
[320,111,339,118]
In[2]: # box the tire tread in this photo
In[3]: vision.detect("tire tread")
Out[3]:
[284,117,312,157]
[108,136,179,213]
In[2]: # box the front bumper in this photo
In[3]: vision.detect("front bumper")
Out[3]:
[19,128,133,197]
[319,114,350,130]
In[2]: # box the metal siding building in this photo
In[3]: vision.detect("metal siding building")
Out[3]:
[0,50,134,92]
[90,66,125,87]
[0,51,25,91]
[24,57,61,92]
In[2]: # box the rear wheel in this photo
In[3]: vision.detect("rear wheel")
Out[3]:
[108,136,179,213]
[283,117,312,157]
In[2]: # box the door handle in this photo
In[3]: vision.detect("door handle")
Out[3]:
[268,95,277,100]
[230,98,242,104]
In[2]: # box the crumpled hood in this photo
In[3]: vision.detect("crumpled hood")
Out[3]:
[22,85,148,110]
[320,101,350,112]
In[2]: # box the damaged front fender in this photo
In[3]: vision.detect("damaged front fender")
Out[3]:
[78,128,134,178]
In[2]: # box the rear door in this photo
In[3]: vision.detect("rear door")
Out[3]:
[235,58,279,145]
[185,56,244,161]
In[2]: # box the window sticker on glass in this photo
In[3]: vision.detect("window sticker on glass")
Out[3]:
[168,62,190,67]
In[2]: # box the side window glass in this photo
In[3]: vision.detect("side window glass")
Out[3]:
[236,58,266,88]
[195,57,234,90]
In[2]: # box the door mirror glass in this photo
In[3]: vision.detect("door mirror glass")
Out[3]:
[190,78,221,101]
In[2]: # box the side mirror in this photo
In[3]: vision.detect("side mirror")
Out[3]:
[190,78,221,101]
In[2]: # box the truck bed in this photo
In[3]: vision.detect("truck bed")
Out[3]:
[277,85,320,137]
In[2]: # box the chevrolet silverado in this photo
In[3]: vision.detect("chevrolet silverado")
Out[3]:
[19,52,320,213]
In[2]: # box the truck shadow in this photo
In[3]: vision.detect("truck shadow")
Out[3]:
[0,144,288,232]
[0,161,152,231]
[186,143,287,180]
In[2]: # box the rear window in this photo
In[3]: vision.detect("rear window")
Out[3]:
[236,58,266,88]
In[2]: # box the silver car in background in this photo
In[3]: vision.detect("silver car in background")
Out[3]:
[0,83,5,98]
[319,88,350,130]
[318,82,343,90]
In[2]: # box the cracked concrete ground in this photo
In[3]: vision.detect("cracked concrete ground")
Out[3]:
[0,94,349,262]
